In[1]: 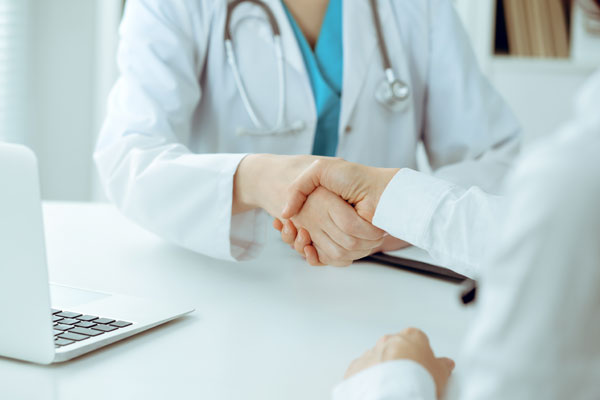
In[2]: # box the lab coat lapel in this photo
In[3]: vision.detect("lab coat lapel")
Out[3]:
[339,0,381,133]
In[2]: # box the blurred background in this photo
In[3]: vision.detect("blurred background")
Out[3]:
[0,0,599,202]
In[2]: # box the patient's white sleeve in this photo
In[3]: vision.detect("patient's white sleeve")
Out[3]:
[332,360,436,400]
[372,168,502,278]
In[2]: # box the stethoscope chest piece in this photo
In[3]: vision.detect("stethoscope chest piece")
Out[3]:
[376,78,410,113]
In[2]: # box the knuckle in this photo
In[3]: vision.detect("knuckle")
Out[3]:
[402,327,420,336]
[406,327,428,342]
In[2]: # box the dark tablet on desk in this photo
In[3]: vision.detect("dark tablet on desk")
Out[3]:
[364,247,477,304]
[364,246,469,283]
[366,252,468,283]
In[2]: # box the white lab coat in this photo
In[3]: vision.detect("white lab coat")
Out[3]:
[333,71,600,400]
[95,0,520,262]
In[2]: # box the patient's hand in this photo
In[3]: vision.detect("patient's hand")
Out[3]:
[344,328,454,399]
[273,187,384,266]
[274,219,410,265]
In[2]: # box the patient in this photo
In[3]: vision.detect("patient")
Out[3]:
[278,1,600,397]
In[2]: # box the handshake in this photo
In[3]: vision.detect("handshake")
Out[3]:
[269,157,410,266]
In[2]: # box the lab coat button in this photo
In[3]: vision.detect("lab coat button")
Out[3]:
[344,125,352,134]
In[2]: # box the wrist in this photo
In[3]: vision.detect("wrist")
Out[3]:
[233,154,269,213]
[363,167,400,223]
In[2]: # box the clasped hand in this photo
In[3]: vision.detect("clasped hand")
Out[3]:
[274,158,409,266]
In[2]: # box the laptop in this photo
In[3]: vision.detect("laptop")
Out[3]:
[0,143,194,364]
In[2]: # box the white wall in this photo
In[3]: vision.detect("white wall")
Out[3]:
[29,0,97,201]
[490,62,595,145]
[19,0,121,202]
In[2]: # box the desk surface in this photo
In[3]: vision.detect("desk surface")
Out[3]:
[1,202,472,400]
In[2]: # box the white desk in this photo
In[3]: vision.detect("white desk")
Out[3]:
[0,202,472,400]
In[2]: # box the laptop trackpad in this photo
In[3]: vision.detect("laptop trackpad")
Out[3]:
[50,284,111,309]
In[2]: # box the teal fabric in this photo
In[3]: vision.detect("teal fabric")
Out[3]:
[283,0,343,157]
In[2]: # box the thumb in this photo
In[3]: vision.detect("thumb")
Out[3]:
[281,160,326,219]
[437,357,455,373]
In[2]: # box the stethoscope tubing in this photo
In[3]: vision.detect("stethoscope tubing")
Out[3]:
[225,0,409,135]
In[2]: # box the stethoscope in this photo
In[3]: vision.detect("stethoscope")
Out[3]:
[224,0,410,136]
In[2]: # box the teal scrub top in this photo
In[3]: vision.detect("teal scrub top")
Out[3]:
[283,0,343,157]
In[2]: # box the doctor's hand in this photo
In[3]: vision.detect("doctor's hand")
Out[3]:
[274,187,385,266]
[274,220,410,266]
[344,328,455,399]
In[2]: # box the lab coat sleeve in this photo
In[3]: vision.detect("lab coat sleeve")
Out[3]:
[422,0,521,193]
[332,360,436,400]
[94,0,265,261]
[372,168,502,277]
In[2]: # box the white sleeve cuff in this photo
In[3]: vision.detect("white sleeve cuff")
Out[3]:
[332,360,437,400]
[172,152,266,262]
[214,153,267,261]
[372,169,455,248]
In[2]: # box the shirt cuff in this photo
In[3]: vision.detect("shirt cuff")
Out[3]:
[179,153,266,262]
[372,169,455,248]
[332,360,437,400]
[220,154,267,261]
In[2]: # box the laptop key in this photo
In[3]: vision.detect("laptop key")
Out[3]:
[92,324,117,333]
[52,315,63,322]
[55,338,75,346]
[53,329,63,336]
[111,321,132,328]
[51,308,62,315]
[59,318,80,325]
[76,321,96,328]
[58,332,89,341]
[54,324,74,331]
[93,318,115,325]
[70,327,104,337]
[76,315,98,322]
[56,311,82,319]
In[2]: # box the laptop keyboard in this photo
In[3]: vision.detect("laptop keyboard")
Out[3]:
[52,309,133,349]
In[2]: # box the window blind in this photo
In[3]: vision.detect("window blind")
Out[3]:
[0,0,30,143]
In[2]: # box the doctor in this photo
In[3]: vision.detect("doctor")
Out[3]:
[95,0,520,265]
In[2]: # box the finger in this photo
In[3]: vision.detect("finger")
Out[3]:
[437,357,456,372]
[312,242,351,267]
[294,228,312,254]
[273,218,284,231]
[328,203,386,241]
[281,220,298,245]
[315,228,363,266]
[281,160,326,219]
[324,214,385,253]
[317,191,384,251]
[304,245,325,266]
[376,334,394,347]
